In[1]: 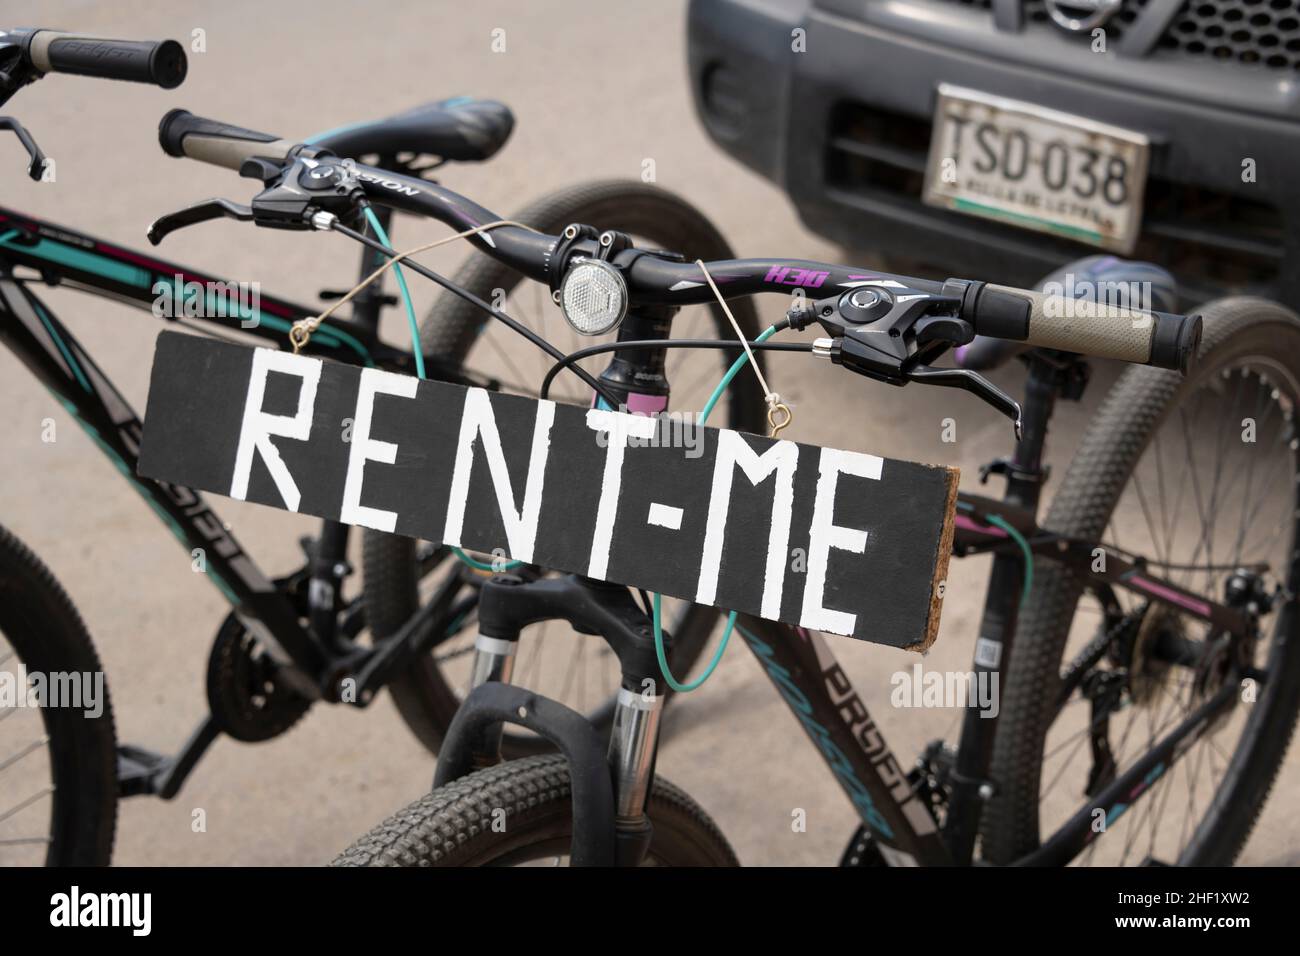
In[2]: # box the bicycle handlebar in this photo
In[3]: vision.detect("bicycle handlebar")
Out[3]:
[158,108,295,167]
[155,109,1202,374]
[14,29,186,88]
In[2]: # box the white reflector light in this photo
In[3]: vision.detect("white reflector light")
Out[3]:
[560,259,627,336]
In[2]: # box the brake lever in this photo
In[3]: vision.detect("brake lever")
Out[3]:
[0,116,48,181]
[147,155,366,247]
[147,198,253,245]
[907,364,1024,440]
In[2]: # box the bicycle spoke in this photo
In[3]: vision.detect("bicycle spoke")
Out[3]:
[0,736,48,775]
[0,786,53,826]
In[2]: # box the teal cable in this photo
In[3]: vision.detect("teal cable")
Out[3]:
[451,546,518,573]
[698,324,779,424]
[362,207,426,380]
[363,208,519,573]
[651,324,780,693]
[986,514,1034,607]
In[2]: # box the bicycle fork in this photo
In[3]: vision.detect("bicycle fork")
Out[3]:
[447,574,668,865]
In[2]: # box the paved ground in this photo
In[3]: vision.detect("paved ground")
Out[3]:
[2,0,1296,865]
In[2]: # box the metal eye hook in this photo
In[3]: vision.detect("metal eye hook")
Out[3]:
[767,401,793,438]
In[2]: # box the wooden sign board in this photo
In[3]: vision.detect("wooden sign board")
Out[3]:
[138,332,958,649]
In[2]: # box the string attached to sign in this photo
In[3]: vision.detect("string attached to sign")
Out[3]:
[648,261,797,694]
[295,213,796,691]
[348,208,527,574]
[286,214,541,362]
[650,321,786,693]
[693,258,793,438]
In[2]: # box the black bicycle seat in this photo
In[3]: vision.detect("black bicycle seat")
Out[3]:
[307,97,514,162]
[956,255,1180,371]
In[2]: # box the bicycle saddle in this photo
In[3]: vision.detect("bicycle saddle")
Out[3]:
[955,255,1180,371]
[307,97,514,162]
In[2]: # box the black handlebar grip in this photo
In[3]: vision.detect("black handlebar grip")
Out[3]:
[29,32,187,88]
[974,284,1201,374]
[158,109,296,170]
[1149,310,1202,374]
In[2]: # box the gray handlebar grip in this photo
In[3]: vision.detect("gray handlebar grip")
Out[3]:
[158,109,296,170]
[986,284,1153,363]
[978,284,1201,372]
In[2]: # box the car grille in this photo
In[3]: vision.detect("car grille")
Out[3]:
[929,0,1300,71]
[824,101,1284,294]
[1159,1,1300,70]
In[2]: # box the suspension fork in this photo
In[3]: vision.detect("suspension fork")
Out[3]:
[943,353,1071,862]
[453,303,680,857]
[459,574,668,864]
[462,630,518,765]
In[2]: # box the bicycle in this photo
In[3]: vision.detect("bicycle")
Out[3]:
[0,28,755,865]
[140,109,1300,866]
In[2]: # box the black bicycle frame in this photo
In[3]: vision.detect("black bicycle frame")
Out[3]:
[0,200,423,691]
[497,303,1250,866]
[728,352,1255,867]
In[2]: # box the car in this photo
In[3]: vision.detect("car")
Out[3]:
[687,0,1300,308]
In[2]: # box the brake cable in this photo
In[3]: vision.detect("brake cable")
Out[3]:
[360,207,424,378]
[288,209,541,362]
[694,259,793,437]
[319,219,794,687]
[538,335,810,400]
[651,321,785,692]
[325,208,531,573]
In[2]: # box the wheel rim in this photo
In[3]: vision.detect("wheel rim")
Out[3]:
[1038,356,1299,865]
[0,633,57,865]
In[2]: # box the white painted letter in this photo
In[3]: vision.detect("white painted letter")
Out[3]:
[340,367,418,532]
[586,408,657,579]
[696,432,798,619]
[800,448,883,635]
[444,388,555,563]
[230,349,322,511]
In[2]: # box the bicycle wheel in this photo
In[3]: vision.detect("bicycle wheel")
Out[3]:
[983,298,1300,866]
[364,181,766,756]
[332,753,738,866]
[0,523,118,865]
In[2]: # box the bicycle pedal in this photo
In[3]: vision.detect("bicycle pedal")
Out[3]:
[116,744,172,798]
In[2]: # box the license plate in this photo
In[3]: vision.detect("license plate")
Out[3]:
[922,85,1149,254]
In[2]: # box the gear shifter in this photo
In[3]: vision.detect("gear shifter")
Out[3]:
[146,153,366,245]
[791,283,1024,438]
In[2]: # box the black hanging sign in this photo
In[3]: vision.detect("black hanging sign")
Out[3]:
[138,332,958,649]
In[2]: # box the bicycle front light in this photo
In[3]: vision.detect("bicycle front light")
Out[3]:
[559,259,627,336]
